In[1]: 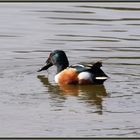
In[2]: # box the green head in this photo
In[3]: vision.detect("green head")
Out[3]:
[38,50,69,73]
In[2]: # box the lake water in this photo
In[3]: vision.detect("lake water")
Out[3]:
[0,2,140,137]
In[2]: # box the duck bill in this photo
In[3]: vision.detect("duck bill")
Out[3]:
[37,61,53,72]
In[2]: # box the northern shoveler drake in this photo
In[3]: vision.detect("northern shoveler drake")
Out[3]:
[37,50,108,85]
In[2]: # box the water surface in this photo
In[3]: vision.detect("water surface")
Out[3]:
[0,3,140,137]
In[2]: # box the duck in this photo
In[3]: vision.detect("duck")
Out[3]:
[37,50,108,85]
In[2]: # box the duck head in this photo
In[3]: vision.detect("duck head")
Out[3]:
[38,50,69,73]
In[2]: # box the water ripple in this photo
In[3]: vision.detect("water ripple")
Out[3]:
[0,35,20,38]
[55,34,140,42]
[46,17,140,22]
[76,5,140,11]
[32,10,94,14]
[47,38,119,42]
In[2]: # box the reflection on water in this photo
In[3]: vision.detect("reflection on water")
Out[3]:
[37,75,108,114]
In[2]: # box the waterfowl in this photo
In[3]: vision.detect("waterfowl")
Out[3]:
[37,50,108,85]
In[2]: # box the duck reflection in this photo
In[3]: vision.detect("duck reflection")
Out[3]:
[37,75,108,114]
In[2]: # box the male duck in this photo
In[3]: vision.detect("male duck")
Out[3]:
[38,50,108,85]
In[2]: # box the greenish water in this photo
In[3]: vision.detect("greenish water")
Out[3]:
[0,3,140,137]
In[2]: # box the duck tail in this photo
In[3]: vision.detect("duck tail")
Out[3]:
[92,61,102,69]
[91,61,108,84]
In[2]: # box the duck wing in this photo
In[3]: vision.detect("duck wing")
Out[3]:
[69,64,91,73]
[70,61,108,84]
[69,61,104,73]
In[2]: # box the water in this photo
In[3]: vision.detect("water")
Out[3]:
[0,3,140,137]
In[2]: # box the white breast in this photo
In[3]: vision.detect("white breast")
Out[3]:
[55,73,60,83]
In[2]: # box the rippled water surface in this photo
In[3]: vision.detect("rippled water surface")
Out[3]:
[0,3,140,137]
